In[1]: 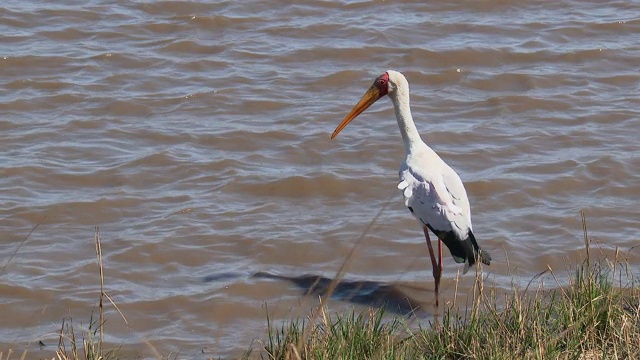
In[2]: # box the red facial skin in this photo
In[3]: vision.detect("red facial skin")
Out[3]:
[374,72,389,97]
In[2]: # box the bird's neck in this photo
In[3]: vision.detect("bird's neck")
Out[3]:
[390,90,423,154]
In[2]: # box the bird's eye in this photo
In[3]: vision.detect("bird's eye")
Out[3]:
[378,79,386,86]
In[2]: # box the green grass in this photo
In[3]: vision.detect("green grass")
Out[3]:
[261,306,408,360]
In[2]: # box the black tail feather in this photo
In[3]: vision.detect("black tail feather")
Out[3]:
[427,226,491,268]
[468,230,491,266]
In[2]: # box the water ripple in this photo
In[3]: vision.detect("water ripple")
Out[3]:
[1,0,639,357]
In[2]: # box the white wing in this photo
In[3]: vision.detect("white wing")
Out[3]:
[440,162,472,230]
[397,148,476,265]
[398,152,471,237]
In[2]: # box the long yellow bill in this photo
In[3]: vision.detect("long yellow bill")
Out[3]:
[331,85,383,140]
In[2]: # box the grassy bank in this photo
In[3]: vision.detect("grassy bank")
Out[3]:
[259,257,639,360]
[257,215,639,360]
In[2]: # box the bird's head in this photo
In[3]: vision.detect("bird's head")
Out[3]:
[331,70,407,139]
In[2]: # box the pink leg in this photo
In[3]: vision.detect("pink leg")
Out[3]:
[423,227,441,306]
[438,237,443,275]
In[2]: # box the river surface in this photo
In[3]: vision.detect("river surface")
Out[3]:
[1,0,639,358]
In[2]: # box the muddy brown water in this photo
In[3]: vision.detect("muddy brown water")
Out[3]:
[1,0,639,358]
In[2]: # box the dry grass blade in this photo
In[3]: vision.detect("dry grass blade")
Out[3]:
[95,226,105,357]
[52,226,124,360]
[102,292,129,326]
[297,191,397,351]
[1,223,41,275]
[0,350,27,360]
[581,209,595,318]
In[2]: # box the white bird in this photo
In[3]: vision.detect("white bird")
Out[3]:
[331,70,491,305]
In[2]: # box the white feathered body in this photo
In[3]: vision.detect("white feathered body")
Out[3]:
[397,144,471,240]
[396,140,489,270]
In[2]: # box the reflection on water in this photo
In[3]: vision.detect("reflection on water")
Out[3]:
[253,272,424,316]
